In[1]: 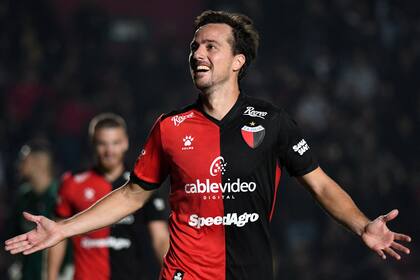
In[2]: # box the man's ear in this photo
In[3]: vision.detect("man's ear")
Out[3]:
[232,54,246,72]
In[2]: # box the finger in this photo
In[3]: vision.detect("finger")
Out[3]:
[391,241,410,254]
[10,243,33,255]
[5,240,30,251]
[384,247,401,260]
[23,243,46,255]
[382,209,399,222]
[375,249,386,260]
[23,212,40,223]
[394,233,411,242]
[5,234,28,245]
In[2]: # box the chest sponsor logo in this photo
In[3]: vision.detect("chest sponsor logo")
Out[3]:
[293,139,309,155]
[188,212,259,228]
[243,106,268,119]
[173,270,184,280]
[241,124,265,149]
[209,156,227,176]
[171,112,194,126]
[81,237,131,250]
[182,135,194,151]
[185,156,256,200]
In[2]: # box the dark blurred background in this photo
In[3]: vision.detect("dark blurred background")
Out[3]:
[0,0,419,279]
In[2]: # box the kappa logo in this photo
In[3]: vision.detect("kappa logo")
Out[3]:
[209,156,227,176]
[182,135,194,151]
[171,112,194,126]
[173,270,184,280]
[293,139,309,155]
[243,106,268,119]
[241,123,265,149]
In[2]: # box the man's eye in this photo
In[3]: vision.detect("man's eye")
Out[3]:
[207,44,215,50]
[190,43,198,51]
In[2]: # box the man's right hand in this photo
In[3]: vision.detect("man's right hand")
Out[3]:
[5,212,64,255]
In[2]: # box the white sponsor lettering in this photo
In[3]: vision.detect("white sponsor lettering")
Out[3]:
[171,112,194,126]
[186,156,257,200]
[81,237,131,250]
[185,179,256,194]
[188,212,259,228]
[243,107,268,119]
[292,139,310,155]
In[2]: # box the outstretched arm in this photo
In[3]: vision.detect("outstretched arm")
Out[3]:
[5,181,153,255]
[298,167,411,260]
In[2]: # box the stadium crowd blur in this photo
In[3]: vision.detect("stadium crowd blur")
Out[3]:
[0,0,418,279]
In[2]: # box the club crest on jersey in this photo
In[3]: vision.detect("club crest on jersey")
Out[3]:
[241,124,265,149]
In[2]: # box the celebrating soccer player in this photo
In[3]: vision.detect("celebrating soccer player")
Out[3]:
[5,11,411,280]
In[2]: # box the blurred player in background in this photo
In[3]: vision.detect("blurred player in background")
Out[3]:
[5,11,411,280]
[8,140,72,280]
[47,113,169,280]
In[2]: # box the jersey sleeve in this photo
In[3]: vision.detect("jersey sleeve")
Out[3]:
[277,112,319,177]
[142,190,169,223]
[130,116,170,190]
[55,172,74,218]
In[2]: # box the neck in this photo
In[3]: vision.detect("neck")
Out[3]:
[101,164,125,182]
[200,82,240,120]
[30,173,53,194]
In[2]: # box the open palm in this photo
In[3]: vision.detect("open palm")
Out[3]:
[361,209,411,260]
[5,212,63,255]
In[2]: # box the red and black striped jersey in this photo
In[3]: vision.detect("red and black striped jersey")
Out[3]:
[131,94,318,280]
[56,168,168,280]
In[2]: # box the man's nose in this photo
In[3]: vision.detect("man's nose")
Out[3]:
[192,45,205,61]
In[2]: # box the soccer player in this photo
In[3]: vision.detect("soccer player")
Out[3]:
[47,113,169,280]
[8,140,71,280]
[5,11,411,280]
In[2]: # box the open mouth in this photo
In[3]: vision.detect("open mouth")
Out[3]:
[196,65,210,72]
[192,63,211,74]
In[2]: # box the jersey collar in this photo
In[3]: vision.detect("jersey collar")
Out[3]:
[195,93,246,128]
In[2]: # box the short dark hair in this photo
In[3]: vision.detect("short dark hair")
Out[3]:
[194,10,259,80]
[88,113,127,142]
